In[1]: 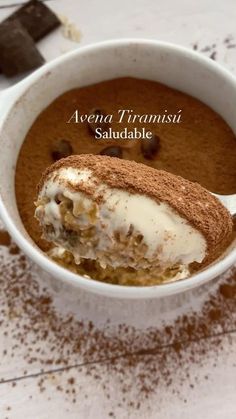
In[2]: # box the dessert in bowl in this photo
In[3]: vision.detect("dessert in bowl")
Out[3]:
[0,39,236,298]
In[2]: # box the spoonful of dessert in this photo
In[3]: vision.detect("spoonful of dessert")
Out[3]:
[35,154,233,282]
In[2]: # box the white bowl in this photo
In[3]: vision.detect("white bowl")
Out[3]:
[0,39,235,299]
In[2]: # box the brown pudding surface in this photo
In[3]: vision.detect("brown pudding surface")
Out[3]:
[16,77,236,258]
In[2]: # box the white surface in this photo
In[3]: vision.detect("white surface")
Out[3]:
[0,340,236,419]
[0,0,236,418]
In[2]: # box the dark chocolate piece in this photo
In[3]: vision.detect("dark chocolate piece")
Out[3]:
[51,139,73,161]
[0,20,45,77]
[141,134,160,160]
[99,146,123,159]
[4,0,61,42]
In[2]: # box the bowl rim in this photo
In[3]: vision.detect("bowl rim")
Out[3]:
[0,37,236,299]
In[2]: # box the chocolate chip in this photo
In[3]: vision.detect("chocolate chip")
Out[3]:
[51,140,73,161]
[141,134,160,160]
[88,109,110,135]
[99,146,123,159]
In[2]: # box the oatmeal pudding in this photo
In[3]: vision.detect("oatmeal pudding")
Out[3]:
[15,77,236,285]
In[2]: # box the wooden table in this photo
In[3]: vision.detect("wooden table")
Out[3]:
[0,1,236,418]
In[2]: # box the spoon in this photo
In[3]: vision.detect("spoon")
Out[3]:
[213,194,236,217]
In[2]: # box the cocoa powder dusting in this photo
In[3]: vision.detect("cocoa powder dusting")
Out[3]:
[0,231,236,412]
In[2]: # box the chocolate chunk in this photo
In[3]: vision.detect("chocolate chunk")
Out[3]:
[4,0,61,42]
[99,146,123,159]
[51,140,73,161]
[0,20,45,77]
[88,109,110,135]
[141,134,160,160]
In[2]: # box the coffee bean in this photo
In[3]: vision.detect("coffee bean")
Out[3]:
[88,109,110,135]
[99,146,123,159]
[51,139,73,161]
[141,134,160,160]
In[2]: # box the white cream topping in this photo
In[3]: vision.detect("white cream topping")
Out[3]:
[36,167,207,270]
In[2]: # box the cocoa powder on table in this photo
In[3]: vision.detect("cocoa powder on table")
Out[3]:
[0,230,236,412]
